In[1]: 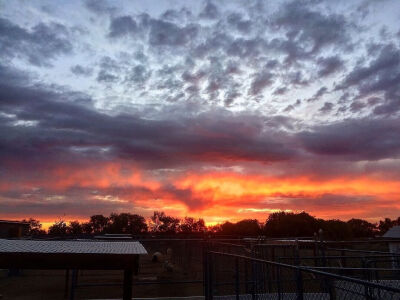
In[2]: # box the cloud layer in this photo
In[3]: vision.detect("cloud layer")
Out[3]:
[1,0,400,223]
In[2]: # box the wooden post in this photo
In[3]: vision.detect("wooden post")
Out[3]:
[123,268,133,300]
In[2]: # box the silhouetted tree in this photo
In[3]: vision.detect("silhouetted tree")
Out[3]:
[179,217,206,233]
[219,221,236,235]
[81,222,93,234]
[378,218,398,235]
[89,214,109,234]
[67,221,83,235]
[22,218,46,235]
[321,219,352,240]
[263,211,319,237]
[235,219,261,236]
[347,218,376,238]
[150,211,180,233]
[108,213,148,234]
[48,220,68,235]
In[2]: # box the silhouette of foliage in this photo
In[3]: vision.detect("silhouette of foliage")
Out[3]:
[263,212,319,237]
[40,210,400,239]
[22,218,46,235]
[48,220,68,235]
[150,211,180,233]
[66,220,83,235]
[179,217,206,233]
[108,213,148,234]
[347,218,376,238]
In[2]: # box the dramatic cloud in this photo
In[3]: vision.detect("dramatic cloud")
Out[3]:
[1,0,400,223]
[0,18,72,66]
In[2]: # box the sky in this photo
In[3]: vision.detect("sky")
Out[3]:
[1,0,400,227]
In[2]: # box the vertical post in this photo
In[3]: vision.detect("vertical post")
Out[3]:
[294,240,304,300]
[235,257,240,300]
[123,268,133,300]
[361,259,371,300]
[203,241,209,300]
[295,268,304,300]
[313,232,318,267]
[266,263,272,293]
[277,264,282,300]
[251,260,256,298]
[64,269,70,299]
[209,252,213,300]
[69,269,77,300]
[244,259,248,294]
[341,249,346,272]
[271,246,276,279]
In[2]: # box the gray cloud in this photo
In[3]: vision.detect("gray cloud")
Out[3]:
[199,1,219,19]
[71,65,93,76]
[273,1,350,55]
[0,18,72,66]
[317,55,344,77]
[300,117,400,160]
[109,16,137,38]
[249,71,274,96]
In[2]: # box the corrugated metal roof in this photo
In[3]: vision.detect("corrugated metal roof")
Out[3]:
[0,220,30,225]
[383,226,400,238]
[0,239,147,255]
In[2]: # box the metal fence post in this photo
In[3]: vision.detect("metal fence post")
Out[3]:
[294,240,304,300]
[277,264,282,300]
[362,258,372,300]
[235,257,240,300]
[244,259,248,294]
[203,242,209,300]
[209,252,213,300]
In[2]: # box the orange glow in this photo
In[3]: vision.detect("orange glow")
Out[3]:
[1,163,400,224]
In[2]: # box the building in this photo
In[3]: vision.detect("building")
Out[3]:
[383,226,400,268]
[0,220,30,238]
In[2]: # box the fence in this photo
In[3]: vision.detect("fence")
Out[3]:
[205,251,400,300]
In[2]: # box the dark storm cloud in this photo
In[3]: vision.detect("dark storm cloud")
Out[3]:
[0,18,72,66]
[300,118,400,160]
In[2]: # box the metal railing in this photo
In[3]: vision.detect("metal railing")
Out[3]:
[205,251,400,299]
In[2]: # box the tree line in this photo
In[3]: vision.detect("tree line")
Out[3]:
[22,211,400,239]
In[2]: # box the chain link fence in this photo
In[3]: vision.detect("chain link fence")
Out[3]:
[205,251,400,300]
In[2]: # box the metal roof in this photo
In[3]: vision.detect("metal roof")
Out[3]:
[383,226,400,239]
[0,239,147,255]
[0,220,30,225]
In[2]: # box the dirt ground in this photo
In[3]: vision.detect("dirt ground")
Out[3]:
[0,269,203,300]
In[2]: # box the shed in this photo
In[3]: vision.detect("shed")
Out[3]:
[0,239,147,300]
[383,226,400,268]
[0,220,29,238]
